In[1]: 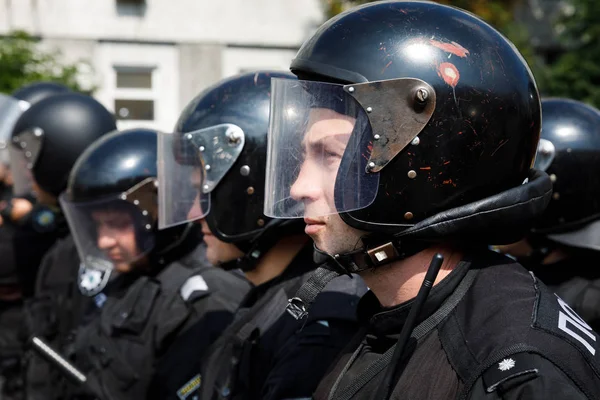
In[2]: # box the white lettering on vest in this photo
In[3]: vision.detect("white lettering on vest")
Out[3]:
[557,295,596,356]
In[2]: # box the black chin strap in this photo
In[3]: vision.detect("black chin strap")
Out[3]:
[286,237,431,320]
[220,219,301,272]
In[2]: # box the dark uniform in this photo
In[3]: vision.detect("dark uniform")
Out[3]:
[0,184,25,400]
[70,243,249,400]
[23,235,86,400]
[315,251,600,399]
[56,128,250,400]
[156,245,365,400]
[153,71,367,399]
[528,252,600,333]
[0,299,24,399]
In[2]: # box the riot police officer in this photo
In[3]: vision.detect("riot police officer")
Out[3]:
[497,98,600,331]
[9,92,116,297]
[0,81,71,399]
[9,92,116,399]
[56,127,250,399]
[264,2,600,399]
[152,71,366,400]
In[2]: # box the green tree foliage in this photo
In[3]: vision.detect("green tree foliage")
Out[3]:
[0,30,90,94]
[544,0,600,107]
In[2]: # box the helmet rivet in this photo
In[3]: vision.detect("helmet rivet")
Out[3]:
[34,128,43,137]
[404,212,414,220]
[142,210,148,216]
[368,162,376,169]
[20,142,26,148]
[199,146,205,152]
[552,192,560,200]
[145,224,152,230]
[120,194,127,200]
[203,184,210,192]
[550,174,557,183]
[227,130,242,144]
[407,170,417,179]
[348,87,355,93]
[416,88,429,103]
[257,218,265,227]
[374,134,381,140]
[240,165,250,176]
[247,186,255,195]
[411,136,420,146]
[205,164,211,171]
[25,151,31,157]
[133,199,139,205]
[566,148,572,153]
[186,133,193,140]
[366,107,373,113]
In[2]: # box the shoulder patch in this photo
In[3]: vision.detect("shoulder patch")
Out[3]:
[180,275,209,301]
[482,352,539,393]
[177,373,201,400]
[534,279,599,359]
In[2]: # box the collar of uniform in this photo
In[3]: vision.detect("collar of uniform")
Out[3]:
[239,243,316,308]
[358,257,472,337]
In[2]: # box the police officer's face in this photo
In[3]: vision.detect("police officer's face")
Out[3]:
[92,209,142,272]
[187,168,244,265]
[198,218,244,266]
[290,108,367,255]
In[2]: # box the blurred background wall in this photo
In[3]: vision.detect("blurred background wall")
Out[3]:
[1,0,597,131]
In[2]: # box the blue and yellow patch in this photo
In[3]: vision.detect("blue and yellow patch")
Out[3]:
[32,208,56,232]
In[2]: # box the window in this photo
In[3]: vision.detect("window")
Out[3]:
[115,99,154,121]
[113,66,155,121]
[116,0,145,5]
[116,70,152,89]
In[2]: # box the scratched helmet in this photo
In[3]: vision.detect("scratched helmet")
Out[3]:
[265,1,551,271]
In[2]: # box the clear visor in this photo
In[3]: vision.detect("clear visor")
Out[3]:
[157,124,245,229]
[60,193,156,272]
[534,138,556,172]
[264,78,380,218]
[0,94,29,166]
[9,128,43,196]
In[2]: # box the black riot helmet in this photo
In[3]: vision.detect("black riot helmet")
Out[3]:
[1,82,70,167]
[265,1,551,271]
[11,81,71,107]
[529,98,600,251]
[60,128,200,294]
[158,71,302,271]
[9,93,117,198]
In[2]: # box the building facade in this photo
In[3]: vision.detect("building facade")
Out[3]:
[0,0,323,130]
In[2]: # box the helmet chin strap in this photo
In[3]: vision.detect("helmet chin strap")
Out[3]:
[219,219,301,272]
[287,234,430,320]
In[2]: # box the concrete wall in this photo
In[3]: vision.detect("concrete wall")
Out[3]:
[0,0,325,130]
[0,0,323,46]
